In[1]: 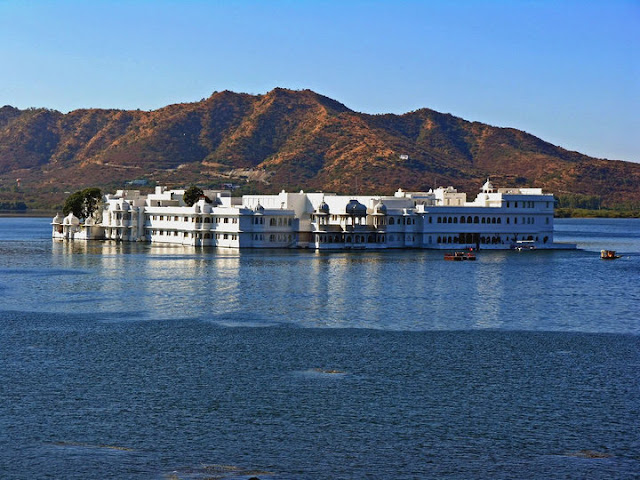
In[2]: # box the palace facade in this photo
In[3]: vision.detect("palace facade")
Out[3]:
[52,180,573,250]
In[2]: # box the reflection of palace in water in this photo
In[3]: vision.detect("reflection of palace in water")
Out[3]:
[52,180,574,250]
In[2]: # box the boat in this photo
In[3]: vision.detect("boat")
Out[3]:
[513,240,536,251]
[600,250,621,260]
[444,251,476,261]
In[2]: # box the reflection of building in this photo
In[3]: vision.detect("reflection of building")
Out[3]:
[52,180,574,250]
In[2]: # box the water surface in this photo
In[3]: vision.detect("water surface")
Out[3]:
[1,217,638,479]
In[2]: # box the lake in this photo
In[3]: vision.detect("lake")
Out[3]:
[1,217,639,479]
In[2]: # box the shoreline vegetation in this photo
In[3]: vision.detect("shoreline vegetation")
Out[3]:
[554,208,640,218]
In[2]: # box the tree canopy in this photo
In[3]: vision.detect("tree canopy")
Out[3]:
[63,187,102,219]
[183,185,206,206]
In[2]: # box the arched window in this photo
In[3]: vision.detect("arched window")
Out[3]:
[460,216,466,223]
[474,216,479,224]
[453,217,458,224]
[389,217,395,225]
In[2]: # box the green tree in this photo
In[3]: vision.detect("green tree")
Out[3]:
[183,185,205,206]
[63,187,102,219]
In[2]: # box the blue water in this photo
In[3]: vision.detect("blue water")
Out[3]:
[1,217,639,479]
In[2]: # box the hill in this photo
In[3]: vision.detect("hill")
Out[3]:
[1,88,639,210]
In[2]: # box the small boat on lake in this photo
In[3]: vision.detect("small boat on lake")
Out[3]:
[512,240,536,251]
[444,251,476,261]
[600,250,621,260]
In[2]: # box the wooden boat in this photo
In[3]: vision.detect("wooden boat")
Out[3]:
[444,251,476,261]
[600,250,621,260]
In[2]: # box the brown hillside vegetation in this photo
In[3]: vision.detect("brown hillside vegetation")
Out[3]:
[0,89,638,209]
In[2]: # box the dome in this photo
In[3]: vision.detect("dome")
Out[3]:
[63,213,80,225]
[373,201,387,214]
[254,202,265,213]
[316,201,329,214]
[481,179,494,193]
[52,213,63,224]
[345,199,367,216]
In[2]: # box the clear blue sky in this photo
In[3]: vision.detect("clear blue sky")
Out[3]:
[1,0,638,162]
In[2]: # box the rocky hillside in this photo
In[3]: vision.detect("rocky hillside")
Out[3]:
[1,88,639,209]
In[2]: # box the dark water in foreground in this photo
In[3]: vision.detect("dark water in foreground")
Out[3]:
[1,218,639,479]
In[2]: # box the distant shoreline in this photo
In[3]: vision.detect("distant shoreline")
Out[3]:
[554,208,640,219]
[0,210,56,218]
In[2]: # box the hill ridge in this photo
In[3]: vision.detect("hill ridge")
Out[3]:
[0,88,638,209]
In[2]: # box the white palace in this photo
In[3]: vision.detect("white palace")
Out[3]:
[52,180,574,250]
